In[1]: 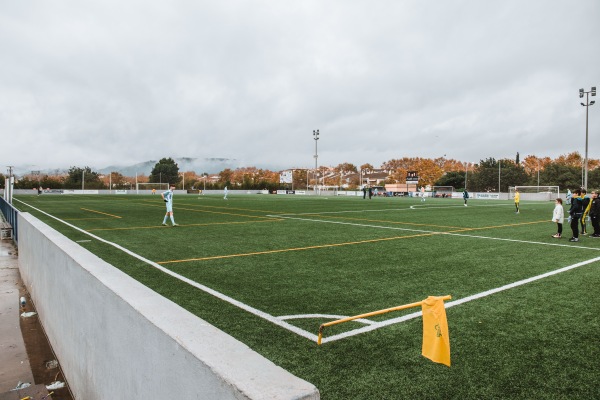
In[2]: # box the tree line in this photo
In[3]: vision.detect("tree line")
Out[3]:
[2,153,598,192]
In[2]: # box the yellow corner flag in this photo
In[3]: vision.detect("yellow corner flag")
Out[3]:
[421,296,451,366]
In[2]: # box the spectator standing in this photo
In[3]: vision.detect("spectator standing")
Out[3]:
[568,189,584,242]
[580,189,591,235]
[552,198,564,238]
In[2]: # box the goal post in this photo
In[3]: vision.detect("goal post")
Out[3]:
[432,186,454,198]
[509,186,560,201]
[136,183,169,193]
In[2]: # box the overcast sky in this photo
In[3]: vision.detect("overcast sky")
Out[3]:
[1,0,598,172]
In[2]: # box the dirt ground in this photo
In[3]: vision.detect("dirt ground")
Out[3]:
[0,240,73,400]
[18,289,73,400]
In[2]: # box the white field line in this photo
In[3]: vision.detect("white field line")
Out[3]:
[278,314,376,325]
[321,256,600,344]
[278,202,518,216]
[270,215,600,251]
[15,199,319,342]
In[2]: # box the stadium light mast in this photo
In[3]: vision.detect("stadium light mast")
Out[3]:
[580,86,596,190]
[498,160,501,193]
[313,129,319,192]
[537,159,540,191]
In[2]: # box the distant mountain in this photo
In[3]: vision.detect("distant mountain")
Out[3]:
[10,157,240,178]
[97,157,240,176]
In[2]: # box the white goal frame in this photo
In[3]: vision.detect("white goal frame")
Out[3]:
[432,186,454,197]
[136,183,169,193]
[509,186,560,201]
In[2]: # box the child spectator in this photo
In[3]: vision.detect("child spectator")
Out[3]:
[552,198,564,238]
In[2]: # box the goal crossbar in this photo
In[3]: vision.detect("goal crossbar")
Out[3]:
[509,186,560,201]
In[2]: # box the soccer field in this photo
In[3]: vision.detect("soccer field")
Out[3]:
[13,194,600,399]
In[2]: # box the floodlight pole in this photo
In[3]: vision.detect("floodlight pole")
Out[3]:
[498,160,501,193]
[313,129,319,194]
[580,86,596,190]
[537,159,540,191]
[464,162,469,191]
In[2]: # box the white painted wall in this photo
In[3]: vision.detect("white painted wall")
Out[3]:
[17,212,319,400]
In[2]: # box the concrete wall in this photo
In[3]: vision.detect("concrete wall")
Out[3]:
[17,212,319,400]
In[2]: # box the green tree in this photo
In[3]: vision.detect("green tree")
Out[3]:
[64,166,105,189]
[14,176,38,190]
[587,168,600,190]
[149,158,181,186]
[471,158,528,192]
[39,175,64,189]
[541,163,582,191]
[434,171,466,190]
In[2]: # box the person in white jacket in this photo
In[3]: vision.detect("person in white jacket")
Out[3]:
[552,198,564,238]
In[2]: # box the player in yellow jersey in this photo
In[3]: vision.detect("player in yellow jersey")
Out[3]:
[514,188,520,214]
[580,189,591,235]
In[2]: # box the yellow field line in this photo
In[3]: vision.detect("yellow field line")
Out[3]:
[156,219,549,265]
[178,202,282,215]
[157,232,438,264]
[87,219,283,232]
[80,208,122,219]
[301,213,546,232]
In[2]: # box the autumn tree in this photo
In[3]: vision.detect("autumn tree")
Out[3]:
[555,152,583,168]
[522,155,552,178]
[103,172,129,189]
[292,169,308,190]
[360,163,374,173]
[335,163,358,174]
[219,168,234,188]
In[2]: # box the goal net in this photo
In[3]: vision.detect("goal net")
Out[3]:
[432,186,454,198]
[136,183,169,193]
[509,186,559,201]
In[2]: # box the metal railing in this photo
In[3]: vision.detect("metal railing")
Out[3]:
[0,196,18,244]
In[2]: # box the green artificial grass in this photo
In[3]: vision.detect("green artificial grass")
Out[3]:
[13,194,600,399]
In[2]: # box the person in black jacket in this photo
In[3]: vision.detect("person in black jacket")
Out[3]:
[589,190,600,237]
[568,189,584,242]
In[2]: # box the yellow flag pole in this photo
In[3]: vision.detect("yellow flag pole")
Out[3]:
[317,295,451,345]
